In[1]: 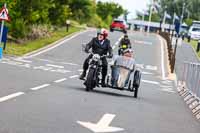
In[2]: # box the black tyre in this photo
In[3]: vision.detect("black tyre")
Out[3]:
[128,80,132,91]
[110,28,114,32]
[134,87,138,98]
[85,68,95,91]
[133,70,141,88]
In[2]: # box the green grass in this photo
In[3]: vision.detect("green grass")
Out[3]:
[3,26,83,56]
[186,40,200,58]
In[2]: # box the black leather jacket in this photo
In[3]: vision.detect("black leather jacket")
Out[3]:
[85,37,113,57]
[119,38,131,48]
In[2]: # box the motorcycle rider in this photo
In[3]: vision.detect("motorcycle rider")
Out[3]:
[119,34,131,48]
[79,28,113,87]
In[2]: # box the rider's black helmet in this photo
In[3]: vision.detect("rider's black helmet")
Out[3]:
[124,34,128,40]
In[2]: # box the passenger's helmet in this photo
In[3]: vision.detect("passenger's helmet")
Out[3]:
[97,28,108,39]
[123,48,133,54]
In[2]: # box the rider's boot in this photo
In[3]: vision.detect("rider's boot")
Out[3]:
[79,70,86,80]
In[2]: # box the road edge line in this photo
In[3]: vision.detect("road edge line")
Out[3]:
[157,35,166,80]
[23,29,93,58]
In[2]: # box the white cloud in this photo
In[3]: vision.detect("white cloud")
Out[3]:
[97,0,151,19]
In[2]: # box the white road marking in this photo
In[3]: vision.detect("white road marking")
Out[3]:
[142,71,154,75]
[136,64,145,69]
[19,63,31,68]
[46,64,64,69]
[69,75,79,79]
[112,36,123,49]
[2,60,23,66]
[77,113,124,133]
[51,69,71,73]
[14,58,32,63]
[36,58,79,66]
[54,78,67,83]
[33,66,52,71]
[158,35,166,80]
[2,58,10,61]
[145,65,158,71]
[142,80,160,85]
[61,62,79,66]
[134,40,153,45]
[24,30,89,58]
[30,84,50,91]
[162,89,175,93]
[0,92,25,102]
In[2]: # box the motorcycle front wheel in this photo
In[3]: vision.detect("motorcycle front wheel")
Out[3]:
[85,68,96,91]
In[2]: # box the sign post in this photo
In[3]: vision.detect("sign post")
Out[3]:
[0,3,10,60]
[66,20,70,32]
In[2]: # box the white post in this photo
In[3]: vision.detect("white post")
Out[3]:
[162,11,166,32]
[147,5,153,32]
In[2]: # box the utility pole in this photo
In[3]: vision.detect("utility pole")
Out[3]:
[162,6,167,32]
[147,0,153,33]
[180,2,186,24]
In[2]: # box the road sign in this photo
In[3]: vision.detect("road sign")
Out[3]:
[0,25,8,43]
[175,20,180,34]
[0,7,10,21]
[77,113,124,133]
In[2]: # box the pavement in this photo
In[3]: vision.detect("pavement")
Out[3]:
[175,39,200,80]
[0,30,199,133]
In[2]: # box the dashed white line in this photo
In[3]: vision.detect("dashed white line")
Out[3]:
[46,64,64,69]
[30,84,50,91]
[14,58,32,63]
[54,78,67,83]
[142,80,160,85]
[0,92,25,102]
[142,71,154,75]
[69,75,79,79]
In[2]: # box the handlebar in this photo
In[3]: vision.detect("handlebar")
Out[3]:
[89,51,110,58]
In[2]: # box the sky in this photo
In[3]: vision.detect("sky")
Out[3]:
[97,0,151,19]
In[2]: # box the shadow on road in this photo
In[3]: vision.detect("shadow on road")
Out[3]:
[67,85,137,99]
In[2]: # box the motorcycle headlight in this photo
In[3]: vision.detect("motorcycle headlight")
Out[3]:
[93,54,101,61]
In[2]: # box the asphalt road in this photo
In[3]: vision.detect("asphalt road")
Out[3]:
[0,29,199,133]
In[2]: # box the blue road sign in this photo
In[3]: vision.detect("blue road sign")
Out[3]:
[0,25,8,44]
[175,20,180,34]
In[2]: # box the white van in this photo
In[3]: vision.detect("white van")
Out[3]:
[188,26,200,40]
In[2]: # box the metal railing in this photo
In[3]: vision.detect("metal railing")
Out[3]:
[178,62,200,120]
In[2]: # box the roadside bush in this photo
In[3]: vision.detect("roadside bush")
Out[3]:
[9,19,29,39]
[27,24,52,40]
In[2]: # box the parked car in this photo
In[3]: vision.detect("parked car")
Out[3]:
[188,26,200,40]
[110,19,128,33]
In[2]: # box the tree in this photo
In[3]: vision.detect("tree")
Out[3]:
[96,1,125,21]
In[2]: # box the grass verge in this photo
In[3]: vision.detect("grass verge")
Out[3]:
[3,26,83,56]
[186,40,200,58]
